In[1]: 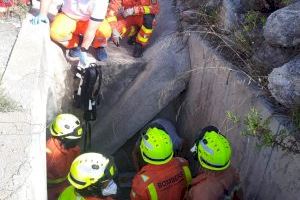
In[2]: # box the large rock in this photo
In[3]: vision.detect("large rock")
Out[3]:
[268,56,300,108]
[264,2,300,47]
[251,41,297,70]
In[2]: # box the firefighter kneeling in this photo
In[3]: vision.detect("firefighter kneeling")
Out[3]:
[107,0,159,57]
[130,127,191,200]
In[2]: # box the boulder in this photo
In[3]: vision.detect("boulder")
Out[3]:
[268,56,300,108]
[264,2,300,47]
[251,41,297,71]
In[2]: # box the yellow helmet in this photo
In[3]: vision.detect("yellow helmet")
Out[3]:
[50,114,83,140]
[68,153,116,189]
[140,127,173,165]
[196,126,232,171]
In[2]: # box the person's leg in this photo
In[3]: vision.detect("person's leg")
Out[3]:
[50,13,78,48]
[92,19,112,61]
[134,14,155,57]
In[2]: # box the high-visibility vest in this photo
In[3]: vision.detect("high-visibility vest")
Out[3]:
[58,186,85,200]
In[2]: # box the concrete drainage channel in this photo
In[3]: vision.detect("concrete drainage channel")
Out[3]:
[0,0,300,199]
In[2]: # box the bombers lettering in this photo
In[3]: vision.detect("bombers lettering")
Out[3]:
[157,172,184,190]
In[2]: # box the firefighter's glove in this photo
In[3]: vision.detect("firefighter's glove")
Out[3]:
[30,14,49,25]
[78,48,90,67]
[102,180,118,196]
[112,29,122,47]
[121,7,135,18]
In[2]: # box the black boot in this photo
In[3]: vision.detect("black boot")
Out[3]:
[133,43,143,58]
[127,36,136,45]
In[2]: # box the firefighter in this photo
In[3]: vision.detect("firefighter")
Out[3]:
[186,126,243,200]
[31,0,111,63]
[107,0,159,57]
[58,152,118,200]
[132,118,185,171]
[130,127,191,200]
[46,113,83,200]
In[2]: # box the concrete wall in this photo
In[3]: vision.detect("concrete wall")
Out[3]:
[177,33,300,200]
[0,11,70,198]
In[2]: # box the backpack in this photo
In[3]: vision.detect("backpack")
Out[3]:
[73,63,102,121]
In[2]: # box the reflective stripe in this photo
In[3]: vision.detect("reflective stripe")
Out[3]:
[58,186,84,200]
[137,33,149,43]
[141,174,150,182]
[143,6,151,14]
[141,25,153,34]
[46,148,52,154]
[106,16,117,23]
[121,27,127,35]
[128,26,136,37]
[182,166,192,185]
[47,176,67,184]
[147,183,158,200]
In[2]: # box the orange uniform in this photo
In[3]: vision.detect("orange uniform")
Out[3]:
[130,157,191,200]
[47,137,80,200]
[107,0,159,46]
[86,197,115,200]
[50,13,112,49]
[186,167,241,200]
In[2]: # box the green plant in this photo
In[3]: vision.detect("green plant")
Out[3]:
[226,108,300,154]
[243,108,273,146]
[0,87,19,112]
[280,0,292,6]
[226,111,240,124]
[243,10,266,32]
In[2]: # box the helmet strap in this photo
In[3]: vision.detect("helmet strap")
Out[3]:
[76,184,104,197]
[61,138,80,149]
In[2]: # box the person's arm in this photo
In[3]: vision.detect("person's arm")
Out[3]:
[132,3,160,15]
[31,0,53,24]
[81,19,102,50]
[132,142,141,171]
[122,3,159,18]
[39,0,53,16]
[130,175,149,200]
[107,0,122,18]
[81,0,109,49]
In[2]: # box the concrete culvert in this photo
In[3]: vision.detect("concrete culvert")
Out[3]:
[0,0,299,199]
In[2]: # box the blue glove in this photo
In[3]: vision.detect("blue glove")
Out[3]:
[31,14,49,25]
[79,50,89,67]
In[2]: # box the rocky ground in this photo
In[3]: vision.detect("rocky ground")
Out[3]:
[177,0,300,124]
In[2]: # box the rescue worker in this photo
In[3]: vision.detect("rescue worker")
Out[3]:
[186,126,243,200]
[132,118,185,171]
[31,0,111,63]
[58,152,118,200]
[47,113,83,200]
[130,127,192,200]
[107,0,159,57]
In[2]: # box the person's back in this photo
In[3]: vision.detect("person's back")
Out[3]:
[47,137,80,181]
[186,126,243,200]
[131,157,191,200]
[130,127,191,200]
[187,166,240,200]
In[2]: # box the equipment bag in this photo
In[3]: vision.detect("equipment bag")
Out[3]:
[73,63,102,121]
